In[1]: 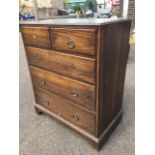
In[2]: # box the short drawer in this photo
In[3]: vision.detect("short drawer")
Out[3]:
[21,26,51,49]
[51,28,96,55]
[34,87,96,135]
[26,47,96,84]
[30,66,95,111]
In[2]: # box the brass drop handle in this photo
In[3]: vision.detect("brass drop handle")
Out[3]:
[71,90,78,97]
[35,56,41,62]
[39,79,45,85]
[72,114,80,121]
[67,38,75,49]
[42,100,49,106]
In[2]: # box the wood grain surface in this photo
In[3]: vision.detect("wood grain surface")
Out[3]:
[30,66,96,111]
[21,26,51,49]
[26,46,96,84]
[34,87,96,135]
[51,28,96,55]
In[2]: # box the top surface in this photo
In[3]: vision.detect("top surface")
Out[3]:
[20,18,131,26]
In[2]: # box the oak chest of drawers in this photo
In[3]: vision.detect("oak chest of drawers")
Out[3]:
[20,18,131,150]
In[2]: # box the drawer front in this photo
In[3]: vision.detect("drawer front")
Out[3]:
[34,87,96,135]
[26,47,96,84]
[21,26,51,49]
[30,66,95,111]
[51,28,96,55]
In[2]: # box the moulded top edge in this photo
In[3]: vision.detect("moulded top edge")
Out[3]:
[20,18,131,26]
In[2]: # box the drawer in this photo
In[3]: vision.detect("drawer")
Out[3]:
[34,87,96,135]
[26,47,96,84]
[51,28,96,55]
[30,66,96,111]
[21,26,51,49]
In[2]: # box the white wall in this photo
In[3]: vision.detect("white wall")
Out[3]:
[123,0,129,17]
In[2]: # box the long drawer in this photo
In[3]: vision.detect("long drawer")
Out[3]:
[34,87,96,135]
[30,66,96,111]
[21,26,51,49]
[51,28,96,55]
[26,46,96,84]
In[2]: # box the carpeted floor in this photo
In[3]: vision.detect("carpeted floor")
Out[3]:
[19,33,135,155]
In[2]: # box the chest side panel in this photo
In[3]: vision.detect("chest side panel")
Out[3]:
[97,21,131,136]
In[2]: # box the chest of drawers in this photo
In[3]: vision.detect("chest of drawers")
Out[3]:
[20,18,131,150]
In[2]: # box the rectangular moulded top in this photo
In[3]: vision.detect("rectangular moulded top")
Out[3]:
[20,18,131,26]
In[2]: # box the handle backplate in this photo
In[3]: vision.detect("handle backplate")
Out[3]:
[35,56,41,62]
[42,100,49,106]
[67,38,75,49]
[72,114,80,121]
[39,79,45,85]
[71,90,78,97]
